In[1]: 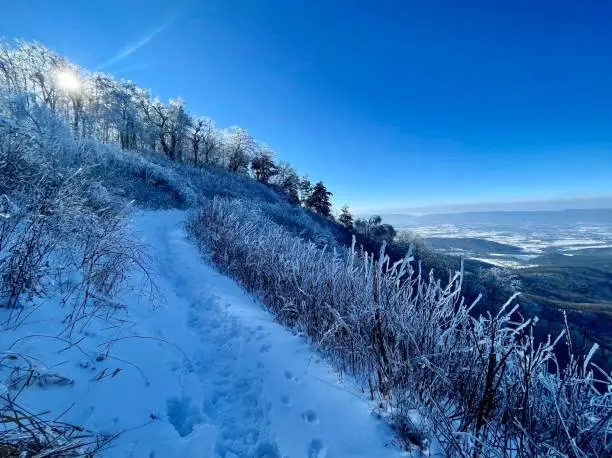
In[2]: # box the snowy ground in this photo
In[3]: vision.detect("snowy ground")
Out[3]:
[402,223,612,254]
[1,211,407,458]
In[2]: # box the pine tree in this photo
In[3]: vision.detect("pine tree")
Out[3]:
[338,205,354,228]
[306,181,332,216]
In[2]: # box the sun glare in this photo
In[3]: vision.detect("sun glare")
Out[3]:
[56,70,81,92]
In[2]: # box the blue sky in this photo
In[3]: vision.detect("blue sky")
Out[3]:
[1,0,611,213]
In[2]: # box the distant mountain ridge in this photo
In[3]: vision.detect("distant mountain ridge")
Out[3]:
[378,208,612,227]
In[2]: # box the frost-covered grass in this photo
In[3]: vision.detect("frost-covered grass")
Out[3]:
[188,197,612,457]
[0,87,344,454]
[0,94,157,453]
[2,39,610,457]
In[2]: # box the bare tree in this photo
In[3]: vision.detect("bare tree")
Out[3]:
[222,127,254,173]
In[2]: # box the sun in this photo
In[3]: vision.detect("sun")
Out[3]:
[56,70,81,92]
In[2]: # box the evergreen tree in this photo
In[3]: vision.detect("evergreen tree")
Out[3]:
[306,181,332,216]
[338,205,354,228]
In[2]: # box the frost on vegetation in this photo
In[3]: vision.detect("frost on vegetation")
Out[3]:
[1,38,610,457]
[0,40,344,240]
[0,38,345,455]
[188,197,612,457]
[0,47,162,454]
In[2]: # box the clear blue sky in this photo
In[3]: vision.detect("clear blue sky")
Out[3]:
[1,0,611,212]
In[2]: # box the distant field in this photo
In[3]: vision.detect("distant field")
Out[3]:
[425,237,525,254]
[402,221,612,370]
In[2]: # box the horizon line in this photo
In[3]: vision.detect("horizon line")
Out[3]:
[354,196,612,216]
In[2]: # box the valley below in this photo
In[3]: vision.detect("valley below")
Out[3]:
[393,212,612,370]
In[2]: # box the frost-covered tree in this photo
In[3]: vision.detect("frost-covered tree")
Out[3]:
[222,127,254,173]
[184,116,222,167]
[251,147,278,184]
[306,181,332,216]
[270,161,300,204]
[298,176,312,206]
[200,117,220,166]
[476,266,521,313]
[338,205,354,229]
[166,98,189,161]
[0,39,336,209]
[139,97,189,160]
[1,41,65,109]
[187,117,204,166]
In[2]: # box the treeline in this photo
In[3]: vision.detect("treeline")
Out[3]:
[1,40,425,262]
[0,39,529,314]
[0,40,338,216]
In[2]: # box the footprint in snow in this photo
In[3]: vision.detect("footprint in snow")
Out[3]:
[259,343,272,353]
[166,395,203,438]
[283,370,298,383]
[307,438,327,458]
[280,395,291,407]
[301,409,318,424]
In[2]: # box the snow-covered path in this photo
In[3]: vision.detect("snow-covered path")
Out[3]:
[1,211,407,457]
[138,210,404,458]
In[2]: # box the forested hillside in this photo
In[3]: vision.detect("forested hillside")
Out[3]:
[1,40,611,457]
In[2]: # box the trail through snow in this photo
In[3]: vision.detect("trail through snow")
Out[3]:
[1,211,408,457]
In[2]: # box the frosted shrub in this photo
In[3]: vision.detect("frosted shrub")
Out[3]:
[188,197,612,457]
[0,93,152,331]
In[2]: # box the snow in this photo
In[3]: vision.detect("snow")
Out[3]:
[404,223,612,255]
[469,257,539,269]
[1,210,406,458]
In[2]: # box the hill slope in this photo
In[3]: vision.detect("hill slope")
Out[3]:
[0,210,404,457]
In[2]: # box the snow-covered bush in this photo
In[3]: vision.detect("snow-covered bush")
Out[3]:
[0,92,152,323]
[188,197,612,457]
[0,88,162,452]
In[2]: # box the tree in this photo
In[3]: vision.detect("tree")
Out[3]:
[94,78,141,149]
[306,181,332,216]
[251,147,278,184]
[298,176,313,206]
[475,267,521,314]
[141,99,170,158]
[338,205,354,229]
[166,98,189,161]
[271,161,300,204]
[200,118,220,165]
[354,215,396,252]
[188,117,204,166]
[223,127,254,173]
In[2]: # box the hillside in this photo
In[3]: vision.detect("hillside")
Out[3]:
[1,40,610,457]
[1,211,403,457]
